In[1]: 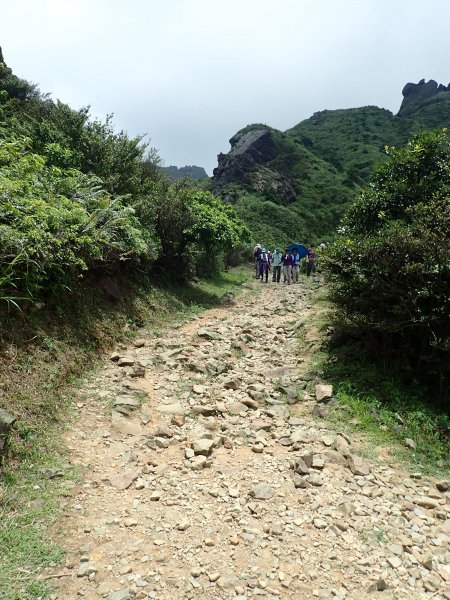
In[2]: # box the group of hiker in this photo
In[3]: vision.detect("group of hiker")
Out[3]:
[253,244,317,283]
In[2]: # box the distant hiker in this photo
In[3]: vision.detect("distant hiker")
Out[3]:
[259,248,271,282]
[254,244,262,278]
[306,244,317,277]
[291,247,301,283]
[282,249,293,284]
[271,248,282,283]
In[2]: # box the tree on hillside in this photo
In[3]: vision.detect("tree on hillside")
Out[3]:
[324,129,450,379]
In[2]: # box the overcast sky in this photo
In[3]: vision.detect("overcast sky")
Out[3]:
[2,0,450,173]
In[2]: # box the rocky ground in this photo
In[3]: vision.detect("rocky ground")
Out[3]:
[46,278,449,600]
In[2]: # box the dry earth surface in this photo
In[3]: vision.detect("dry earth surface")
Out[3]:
[46,278,449,600]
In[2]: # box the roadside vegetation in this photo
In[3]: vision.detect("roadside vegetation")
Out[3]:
[313,129,450,476]
[0,58,250,307]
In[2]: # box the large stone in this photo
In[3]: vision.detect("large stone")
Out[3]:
[250,483,273,500]
[197,329,217,340]
[335,434,351,457]
[325,449,348,467]
[226,401,248,415]
[290,429,309,444]
[192,438,215,456]
[436,480,449,492]
[191,405,217,416]
[347,454,371,476]
[312,454,325,469]
[96,580,119,595]
[192,384,206,395]
[113,396,141,410]
[315,384,333,402]
[241,397,259,410]
[130,365,145,378]
[293,458,310,475]
[223,377,241,390]
[413,496,439,509]
[111,412,143,436]
[157,403,187,415]
[109,472,137,490]
[312,403,328,419]
[190,455,208,470]
[107,590,133,600]
[313,518,327,529]
[117,357,135,367]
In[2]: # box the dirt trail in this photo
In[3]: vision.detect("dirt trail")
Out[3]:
[48,279,449,600]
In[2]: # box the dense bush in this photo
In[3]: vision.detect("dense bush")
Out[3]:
[0,136,154,301]
[324,130,450,378]
[139,181,250,280]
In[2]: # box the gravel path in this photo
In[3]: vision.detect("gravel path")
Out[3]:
[48,279,449,600]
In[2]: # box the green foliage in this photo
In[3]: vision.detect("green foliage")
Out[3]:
[144,182,250,280]
[0,64,39,103]
[324,130,450,382]
[0,62,250,303]
[0,136,154,300]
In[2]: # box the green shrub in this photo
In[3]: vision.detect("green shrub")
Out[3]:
[324,130,450,380]
[0,137,154,300]
[140,181,250,281]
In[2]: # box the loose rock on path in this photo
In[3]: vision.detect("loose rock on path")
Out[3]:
[48,279,449,600]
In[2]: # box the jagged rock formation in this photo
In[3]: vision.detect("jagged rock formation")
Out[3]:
[213,128,276,191]
[399,79,450,116]
[213,127,296,204]
[0,46,5,66]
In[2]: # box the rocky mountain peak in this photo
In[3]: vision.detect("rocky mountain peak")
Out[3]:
[398,79,450,116]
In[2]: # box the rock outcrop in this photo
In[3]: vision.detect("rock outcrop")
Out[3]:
[398,79,450,116]
[213,127,297,204]
[213,128,277,191]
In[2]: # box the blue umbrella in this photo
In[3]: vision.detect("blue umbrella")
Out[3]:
[287,243,308,258]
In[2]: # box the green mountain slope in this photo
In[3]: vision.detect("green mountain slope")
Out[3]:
[213,80,450,247]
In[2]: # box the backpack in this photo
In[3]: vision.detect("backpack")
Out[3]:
[260,252,269,266]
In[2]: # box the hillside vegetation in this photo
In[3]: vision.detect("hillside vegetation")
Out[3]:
[0,52,249,307]
[212,79,450,247]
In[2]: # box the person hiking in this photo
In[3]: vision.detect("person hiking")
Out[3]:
[282,249,293,284]
[271,248,282,283]
[254,244,262,278]
[259,248,271,282]
[306,244,317,277]
[291,247,301,283]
